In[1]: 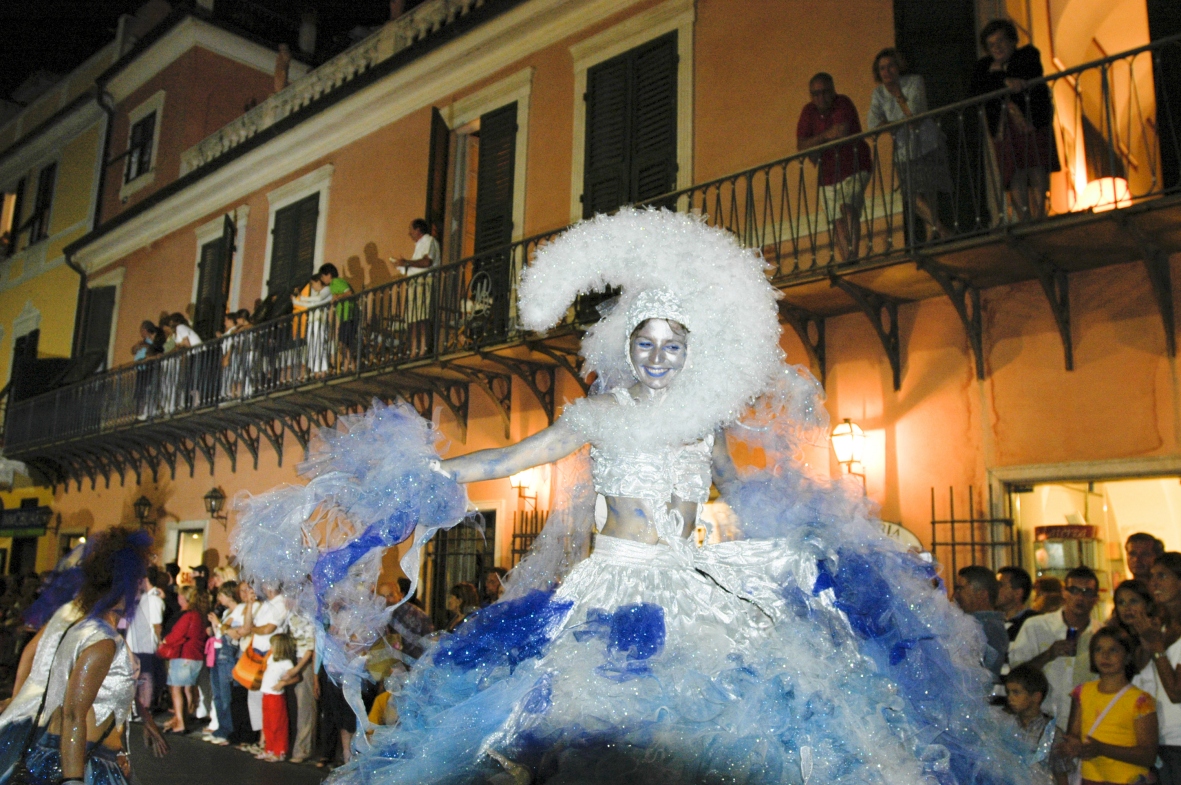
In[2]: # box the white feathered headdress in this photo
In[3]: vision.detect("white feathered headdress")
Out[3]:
[519,208,785,450]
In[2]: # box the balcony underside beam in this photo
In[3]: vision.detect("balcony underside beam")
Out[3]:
[830,277,904,391]
[913,256,986,380]
[1118,215,1176,358]
[479,354,556,426]
[778,303,826,386]
[1007,237,1073,371]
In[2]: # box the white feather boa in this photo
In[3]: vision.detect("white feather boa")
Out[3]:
[519,209,785,450]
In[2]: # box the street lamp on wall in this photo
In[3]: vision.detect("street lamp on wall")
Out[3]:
[204,487,228,527]
[509,470,538,510]
[133,496,155,530]
[831,418,866,488]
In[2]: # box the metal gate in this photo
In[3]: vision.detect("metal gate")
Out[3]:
[930,486,1019,578]
[422,511,495,630]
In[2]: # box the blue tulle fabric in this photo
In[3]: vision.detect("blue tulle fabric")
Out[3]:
[233,377,1043,785]
[2,734,127,785]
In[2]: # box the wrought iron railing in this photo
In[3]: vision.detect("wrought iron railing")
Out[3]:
[6,35,1181,451]
[643,33,1181,280]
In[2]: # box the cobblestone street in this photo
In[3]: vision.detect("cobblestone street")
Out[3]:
[128,724,328,785]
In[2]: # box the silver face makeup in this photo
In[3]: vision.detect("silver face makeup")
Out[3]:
[629,319,687,392]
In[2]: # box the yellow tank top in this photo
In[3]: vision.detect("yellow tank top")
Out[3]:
[1073,681,1155,784]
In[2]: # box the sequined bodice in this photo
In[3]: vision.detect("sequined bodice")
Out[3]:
[42,618,136,728]
[587,389,714,504]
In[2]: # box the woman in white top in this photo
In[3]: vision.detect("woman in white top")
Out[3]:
[1132,552,1181,785]
[867,48,952,240]
[0,528,168,785]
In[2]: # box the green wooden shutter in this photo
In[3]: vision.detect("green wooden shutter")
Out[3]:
[473,102,517,253]
[582,31,678,218]
[194,215,236,339]
[630,33,678,202]
[80,286,117,369]
[268,193,319,296]
[583,56,631,218]
[425,107,451,241]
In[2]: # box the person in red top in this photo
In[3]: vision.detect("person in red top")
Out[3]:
[797,72,874,262]
[159,585,210,733]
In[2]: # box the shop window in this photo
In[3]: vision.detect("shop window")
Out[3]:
[125,111,157,183]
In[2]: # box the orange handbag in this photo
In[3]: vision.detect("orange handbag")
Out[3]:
[231,637,268,690]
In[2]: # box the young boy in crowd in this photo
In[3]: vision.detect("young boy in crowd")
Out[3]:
[1005,663,1055,776]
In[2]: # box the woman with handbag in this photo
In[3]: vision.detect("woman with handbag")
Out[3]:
[157,586,208,734]
[0,527,169,785]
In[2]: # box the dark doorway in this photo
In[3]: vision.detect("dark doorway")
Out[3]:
[9,537,38,576]
[423,510,496,631]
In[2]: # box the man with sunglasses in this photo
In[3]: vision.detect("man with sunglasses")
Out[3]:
[1010,566,1101,740]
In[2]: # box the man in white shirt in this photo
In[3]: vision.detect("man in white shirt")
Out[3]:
[1009,566,1101,733]
[127,569,167,712]
[247,583,289,653]
[387,218,441,356]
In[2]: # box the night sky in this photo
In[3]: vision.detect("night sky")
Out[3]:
[0,0,395,103]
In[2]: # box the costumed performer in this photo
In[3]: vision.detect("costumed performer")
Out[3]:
[233,208,1047,785]
[0,527,169,785]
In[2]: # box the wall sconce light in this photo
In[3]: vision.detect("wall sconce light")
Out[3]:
[831,418,866,488]
[204,487,228,526]
[133,495,155,530]
[509,470,538,510]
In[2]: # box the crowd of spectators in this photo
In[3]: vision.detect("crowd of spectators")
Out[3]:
[795,18,1058,260]
[948,532,1181,785]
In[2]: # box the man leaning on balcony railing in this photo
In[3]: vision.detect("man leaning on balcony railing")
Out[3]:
[797,72,874,263]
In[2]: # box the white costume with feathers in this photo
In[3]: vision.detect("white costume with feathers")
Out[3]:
[233,210,1047,785]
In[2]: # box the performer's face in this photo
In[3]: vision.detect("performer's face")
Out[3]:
[629,319,687,391]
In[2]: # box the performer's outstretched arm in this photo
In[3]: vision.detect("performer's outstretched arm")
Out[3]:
[442,421,586,483]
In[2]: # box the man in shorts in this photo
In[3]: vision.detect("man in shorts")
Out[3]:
[797,72,873,262]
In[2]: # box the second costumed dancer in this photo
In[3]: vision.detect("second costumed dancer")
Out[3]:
[233,209,1045,784]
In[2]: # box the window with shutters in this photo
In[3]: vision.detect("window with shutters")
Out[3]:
[79,286,117,370]
[0,184,20,257]
[445,102,518,263]
[26,163,56,244]
[125,112,156,183]
[268,192,320,298]
[582,31,678,218]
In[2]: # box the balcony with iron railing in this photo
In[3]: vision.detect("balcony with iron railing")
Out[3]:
[179,0,495,175]
[8,35,1181,488]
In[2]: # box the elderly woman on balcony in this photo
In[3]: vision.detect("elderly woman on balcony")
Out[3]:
[867,48,952,241]
[971,18,1059,221]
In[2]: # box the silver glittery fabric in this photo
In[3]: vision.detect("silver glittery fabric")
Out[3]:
[0,602,82,730]
[41,619,135,729]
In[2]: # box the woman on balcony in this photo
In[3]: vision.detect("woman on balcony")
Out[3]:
[971,19,1060,222]
[234,209,1045,785]
[867,48,952,241]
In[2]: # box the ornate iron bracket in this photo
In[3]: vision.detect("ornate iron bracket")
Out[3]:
[914,256,985,380]
[528,342,589,395]
[410,390,434,420]
[446,365,512,439]
[778,303,826,386]
[479,354,556,425]
[1118,216,1176,357]
[831,277,904,390]
[213,431,238,474]
[1008,237,1073,370]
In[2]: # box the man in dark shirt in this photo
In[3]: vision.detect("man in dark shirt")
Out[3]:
[377,580,434,661]
[996,565,1038,643]
[797,73,873,262]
